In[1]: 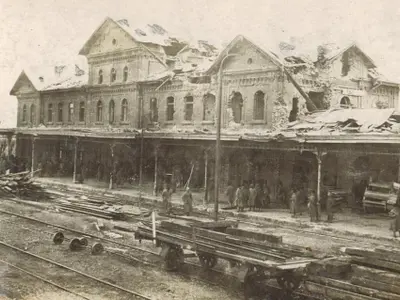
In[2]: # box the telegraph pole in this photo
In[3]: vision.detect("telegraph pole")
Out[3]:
[214,53,236,221]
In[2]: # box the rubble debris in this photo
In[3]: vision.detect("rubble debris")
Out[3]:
[0,171,51,201]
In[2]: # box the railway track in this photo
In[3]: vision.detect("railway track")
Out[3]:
[0,207,323,300]
[0,240,152,300]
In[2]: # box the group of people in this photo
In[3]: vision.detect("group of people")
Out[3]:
[225,181,271,212]
[289,186,335,223]
[161,184,193,216]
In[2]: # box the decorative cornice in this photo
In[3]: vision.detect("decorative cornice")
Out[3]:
[89,84,137,95]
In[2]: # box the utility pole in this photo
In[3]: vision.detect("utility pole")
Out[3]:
[214,53,236,221]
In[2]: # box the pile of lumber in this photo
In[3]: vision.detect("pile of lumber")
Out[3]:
[136,220,317,268]
[304,246,400,300]
[0,171,51,201]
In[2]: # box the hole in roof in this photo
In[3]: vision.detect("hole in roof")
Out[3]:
[135,29,147,36]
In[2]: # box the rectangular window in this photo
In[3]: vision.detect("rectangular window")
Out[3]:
[47,103,53,122]
[184,96,193,121]
[150,98,158,122]
[166,97,174,121]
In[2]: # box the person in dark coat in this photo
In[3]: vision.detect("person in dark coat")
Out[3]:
[225,182,235,208]
[162,184,171,214]
[255,183,263,211]
[242,182,250,210]
[182,187,193,216]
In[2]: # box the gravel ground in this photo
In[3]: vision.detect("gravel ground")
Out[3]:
[0,201,240,300]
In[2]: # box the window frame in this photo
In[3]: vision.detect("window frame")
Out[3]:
[79,101,85,122]
[98,69,103,84]
[58,102,63,122]
[68,102,74,122]
[184,95,194,121]
[123,66,128,82]
[109,99,115,124]
[111,68,116,83]
[96,100,103,122]
[166,96,175,121]
[253,91,265,121]
[47,103,53,123]
[121,99,128,122]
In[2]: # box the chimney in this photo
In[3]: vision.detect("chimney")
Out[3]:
[118,19,129,27]
[39,76,44,82]
[54,65,66,77]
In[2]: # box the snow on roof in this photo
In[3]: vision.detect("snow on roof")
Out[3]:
[24,57,88,92]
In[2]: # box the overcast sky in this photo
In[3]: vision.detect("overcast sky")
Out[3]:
[1,0,400,127]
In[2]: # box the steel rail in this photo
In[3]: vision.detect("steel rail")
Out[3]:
[0,209,156,255]
[0,258,91,300]
[0,240,152,300]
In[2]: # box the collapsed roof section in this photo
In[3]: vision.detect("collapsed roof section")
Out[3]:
[10,58,88,95]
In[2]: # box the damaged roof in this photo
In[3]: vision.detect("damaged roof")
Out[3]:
[10,58,88,95]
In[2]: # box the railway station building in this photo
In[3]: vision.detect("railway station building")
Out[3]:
[7,17,400,209]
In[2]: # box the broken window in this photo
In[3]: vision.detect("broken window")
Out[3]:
[150,98,158,122]
[109,99,115,124]
[22,104,27,123]
[30,104,36,124]
[58,103,63,122]
[123,66,128,82]
[79,101,85,122]
[340,96,351,108]
[110,68,116,83]
[68,102,74,122]
[121,99,128,122]
[184,96,194,121]
[289,97,299,122]
[253,91,265,120]
[96,100,103,122]
[231,92,243,123]
[341,51,350,76]
[166,96,174,121]
[203,93,215,121]
[98,70,103,84]
[47,103,53,122]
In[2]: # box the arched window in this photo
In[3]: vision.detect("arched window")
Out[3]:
[230,92,243,123]
[110,68,116,83]
[121,99,128,122]
[203,93,215,121]
[96,100,103,122]
[98,70,103,84]
[184,96,194,121]
[47,103,53,122]
[340,96,351,108]
[109,100,115,124]
[68,102,74,122]
[166,96,175,121]
[253,91,265,120]
[30,104,36,124]
[123,66,128,82]
[79,101,85,122]
[58,103,63,122]
[22,104,27,123]
[150,98,158,122]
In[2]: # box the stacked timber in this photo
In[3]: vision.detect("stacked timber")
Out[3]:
[304,246,400,300]
[0,171,50,201]
[136,220,318,267]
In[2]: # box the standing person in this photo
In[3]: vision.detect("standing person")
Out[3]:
[236,184,244,212]
[225,182,235,208]
[249,184,256,211]
[182,187,193,216]
[263,181,270,208]
[255,183,263,211]
[242,181,250,211]
[289,187,297,218]
[308,190,317,222]
[326,190,335,223]
[161,184,171,214]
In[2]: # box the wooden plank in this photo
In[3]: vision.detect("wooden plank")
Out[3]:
[304,281,382,300]
[352,265,400,286]
[308,275,400,300]
[226,228,283,244]
[352,256,400,273]
[351,277,400,295]
[345,247,400,264]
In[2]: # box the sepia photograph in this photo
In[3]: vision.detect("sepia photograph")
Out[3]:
[1,0,400,299]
